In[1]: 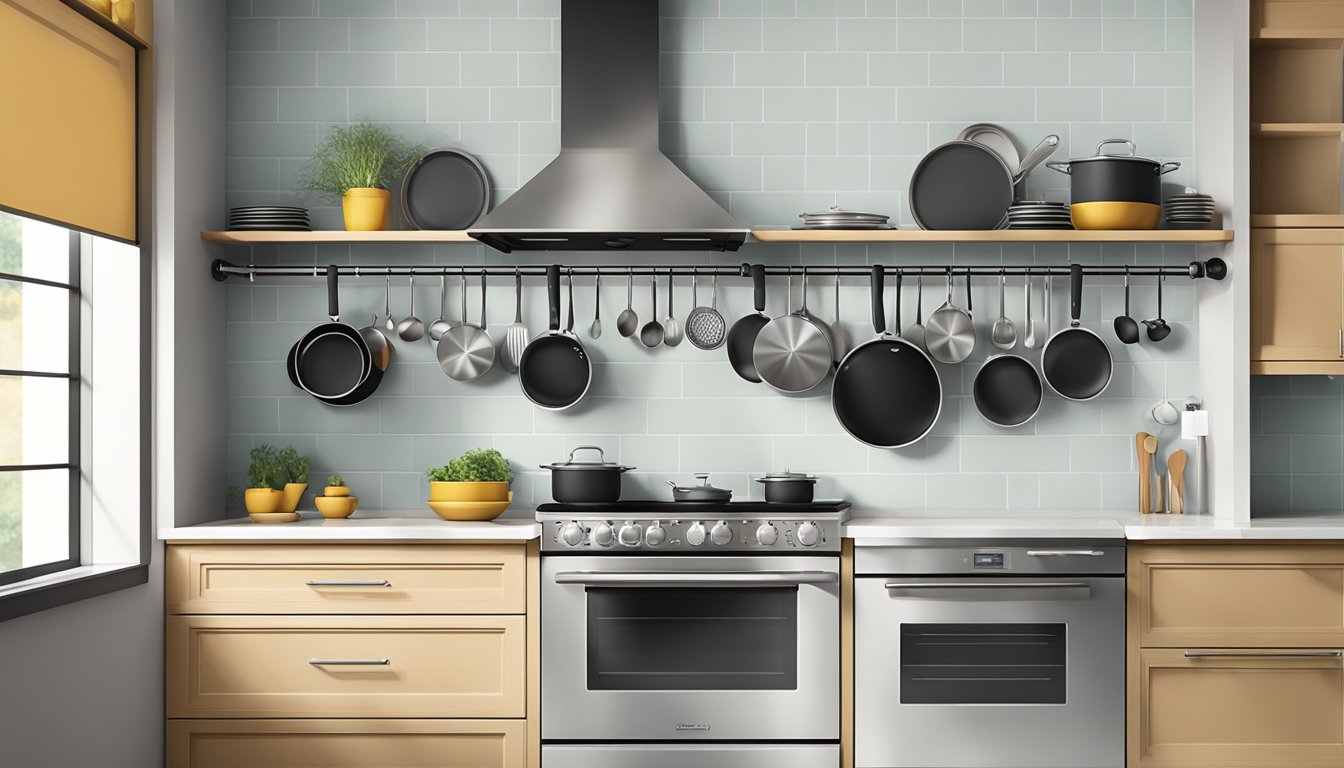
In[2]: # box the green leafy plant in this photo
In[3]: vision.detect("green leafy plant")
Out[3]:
[426,448,514,483]
[296,121,423,200]
[327,474,346,488]
[277,445,310,485]
[247,444,283,490]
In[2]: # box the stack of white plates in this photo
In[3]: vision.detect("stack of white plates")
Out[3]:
[795,207,894,230]
[1006,202,1072,230]
[1164,191,1215,225]
[229,206,311,231]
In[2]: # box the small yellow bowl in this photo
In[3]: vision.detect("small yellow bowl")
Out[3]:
[250,511,300,524]
[324,486,351,497]
[314,495,358,519]
[428,493,512,522]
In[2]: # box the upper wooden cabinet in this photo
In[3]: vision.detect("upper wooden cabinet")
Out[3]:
[1252,229,1344,374]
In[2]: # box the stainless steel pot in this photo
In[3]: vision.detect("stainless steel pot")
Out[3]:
[540,445,635,504]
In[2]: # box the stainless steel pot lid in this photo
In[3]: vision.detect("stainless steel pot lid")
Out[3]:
[668,473,732,493]
[757,474,817,483]
[1058,139,1164,166]
[540,445,635,472]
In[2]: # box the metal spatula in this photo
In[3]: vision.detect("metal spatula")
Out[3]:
[500,269,527,374]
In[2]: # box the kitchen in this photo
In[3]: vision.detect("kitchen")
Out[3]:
[1,0,1340,766]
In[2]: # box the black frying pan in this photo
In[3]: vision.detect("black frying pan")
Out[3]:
[832,265,942,448]
[726,263,768,383]
[1042,264,1113,401]
[519,265,592,410]
[287,316,389,408]
[293,267,372,400]
[910,135,1060,230]
[973,355,1043,427]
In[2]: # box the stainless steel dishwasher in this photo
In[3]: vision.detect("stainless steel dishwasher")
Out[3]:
[855,542,1125,768]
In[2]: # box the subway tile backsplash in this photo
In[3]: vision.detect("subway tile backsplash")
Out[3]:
[1251,377,1344,516]
[223,0,1201,514]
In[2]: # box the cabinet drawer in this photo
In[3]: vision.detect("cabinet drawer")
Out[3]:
[166,544,525,615]
[166,615,525,718]
[1131,544,1344,647]
[1131,648,1344,767]
[167,719,525,768]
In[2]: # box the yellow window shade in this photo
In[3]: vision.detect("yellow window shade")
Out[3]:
[0,0,137,242]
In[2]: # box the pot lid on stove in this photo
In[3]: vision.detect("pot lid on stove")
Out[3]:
[540,445,635,472]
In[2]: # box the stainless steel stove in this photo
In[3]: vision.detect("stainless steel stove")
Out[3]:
[537,500,850,768]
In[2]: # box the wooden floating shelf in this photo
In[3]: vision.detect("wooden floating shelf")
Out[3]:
[1252,122,1344,136]
[58,0,150,49]
[1254,29,1344,41]
[1252,214,1344,227]
[203,229,1236,246]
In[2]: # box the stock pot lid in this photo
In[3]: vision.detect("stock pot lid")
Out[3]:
[540,445,634,472]
[1064,139,1162,166]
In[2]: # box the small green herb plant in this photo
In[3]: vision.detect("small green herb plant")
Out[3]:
[296,121,422,200]
[247,444,283,490]
[278,445,310,485]
[426,448,514,484]
[327,474,346,488]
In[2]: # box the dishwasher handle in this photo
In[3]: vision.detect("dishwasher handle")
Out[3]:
[1026,550,1106,557]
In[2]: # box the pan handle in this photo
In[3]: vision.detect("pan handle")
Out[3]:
[326,265,340,321]
[964,269,972,314]
[1070,263,1083,326]
[1158,161,1182,175]
[1046,161,1071,175]
[547,265,560,332]
[751,263,766,313]
[1012,134,1059,183]
[894,269,902,337]
[870,264,885,336]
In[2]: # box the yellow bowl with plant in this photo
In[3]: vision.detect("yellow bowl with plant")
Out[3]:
[427,448,514,502]
[323,474,351,497]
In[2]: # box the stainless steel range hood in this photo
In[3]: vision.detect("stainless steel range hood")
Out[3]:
[469,0,748,253]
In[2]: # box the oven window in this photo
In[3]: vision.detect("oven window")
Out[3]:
[900,623,1066,704]
[586,587,798,690]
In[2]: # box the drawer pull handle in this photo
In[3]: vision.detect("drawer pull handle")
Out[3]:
[1184,651,1342,659]
[308,658,391,666]
[305,580,391,587]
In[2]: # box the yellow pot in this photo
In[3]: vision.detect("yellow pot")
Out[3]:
[111,0,134,31]
[315,495,358,519]
[429,481,511,503]
[86,0,112,17]
[1069,201,1161,230]
[342,187,391,231]
[244,488,283,515]
[280,483,308,513]
[325,486,351,497]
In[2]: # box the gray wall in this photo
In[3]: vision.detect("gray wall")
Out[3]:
[223,0,1203,513]
[1250,376,1344,515]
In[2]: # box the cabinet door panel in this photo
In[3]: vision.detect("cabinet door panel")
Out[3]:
[1252,229,1344,362]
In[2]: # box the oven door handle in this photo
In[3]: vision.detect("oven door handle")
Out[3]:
[883,581,1091,598]
[554,570,838,587]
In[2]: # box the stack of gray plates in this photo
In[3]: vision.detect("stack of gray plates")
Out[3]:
[795,207,894,230]
[1006,201,1072,230]
[229,206,311,231]
[1164,191,1215,225]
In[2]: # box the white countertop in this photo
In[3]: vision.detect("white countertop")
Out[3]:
[845,510,1344,542]
[159,511,540,543]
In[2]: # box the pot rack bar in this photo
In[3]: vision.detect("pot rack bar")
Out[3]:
[211,257,1227,282]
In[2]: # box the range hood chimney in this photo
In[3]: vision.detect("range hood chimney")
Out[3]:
[469,0,749,253]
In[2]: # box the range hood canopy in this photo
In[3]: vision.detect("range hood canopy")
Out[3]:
[469,0,748,253]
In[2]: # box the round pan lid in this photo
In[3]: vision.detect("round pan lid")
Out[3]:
[401,148,491,230]
[540,445,634,472]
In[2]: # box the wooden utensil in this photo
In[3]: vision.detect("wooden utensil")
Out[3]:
[1136,432,1152,514]
[1143,434,1159,513]
[1168,449,1188,515]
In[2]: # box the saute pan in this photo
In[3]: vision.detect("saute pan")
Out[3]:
[293,266,372,400]
[1042,264,1113,401]
[727,264,769,383]
[519,265,592,410]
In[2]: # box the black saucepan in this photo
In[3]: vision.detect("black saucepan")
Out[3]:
[519,265,592,410]
[293,266,372,400]
[973,354,1043,427]
[832,265,943,448]
[540,445,634,504]
[727,264,769,383]
[1042,264,1113,401]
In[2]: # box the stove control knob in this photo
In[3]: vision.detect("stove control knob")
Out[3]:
[796,521,821,548]
[645,521,667,547]
[618,521,643,547]
[593,522,615,547]
[710,521,733,546]
[560,522,586,547]
[756,522,779,546]
[685,522,707,546]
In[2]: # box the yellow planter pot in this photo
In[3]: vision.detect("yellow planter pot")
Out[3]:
[111,0,134,31]
[324,486,351,497]
[243,488,283,515]
[342,187,391,231]
[279,483,308,513]
[314,495,358,519]
[429,481,511,503]
[85,0,112,17]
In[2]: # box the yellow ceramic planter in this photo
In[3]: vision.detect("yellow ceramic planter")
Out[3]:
[342,187,391,231]
[244,488,283,515]
[314,495,358,519]
[324,486,351,497]
[111,0,134,31]
[429,481,511,503]
[428,494,512,522]
[280,482,308,513]
[85,0,112,17]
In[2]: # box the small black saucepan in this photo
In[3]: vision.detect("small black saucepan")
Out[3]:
[727,264,769,383]
[1042,264,1113,401]
[519,265,592,410]
[293,266,372,400]
[756,471,817,503]
[540,445,634,504]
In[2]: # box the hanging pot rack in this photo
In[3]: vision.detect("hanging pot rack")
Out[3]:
[211,258,1227,282]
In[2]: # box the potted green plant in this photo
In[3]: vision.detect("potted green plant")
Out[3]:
[427,448,514,502]
[296,121,422,231]
[277,445,310,513]
[315,474,358,519]
[244,444,284,515]
[324,474,350,497]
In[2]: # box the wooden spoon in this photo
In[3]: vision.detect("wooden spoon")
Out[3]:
[1143,435,1160,513]
[1136,432,1152,514]
[1168,449,1188,515]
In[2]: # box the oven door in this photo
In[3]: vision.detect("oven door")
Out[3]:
[542,555,840,741]
[855,576,1124,768]
[544,744,840,768]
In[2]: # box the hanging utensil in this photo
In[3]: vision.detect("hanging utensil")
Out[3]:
[437,270,495,382]
[1023,270,1039,350]
[797,266,831,343]
[925,269,975,364]
[905,272,926,352]
[1144,272,1171,342]
[1041,264,1114,401]
[991,271,1016,350]
[500,269,526,375]
[617,267,638,338]
[589,272,602,340]
[754,266,832,394]
[293,266,374,401]
[429,272,451,342]
[640,276,664,348]
[663,269,683,347]
[686,268,727,351]
[973,352,1043,428]
[830,273,850,364]
[397,270,425,342]
[1114,266,1140,344]
[518,265,592,411]
[381,270,395,333]
[727,264,769,383]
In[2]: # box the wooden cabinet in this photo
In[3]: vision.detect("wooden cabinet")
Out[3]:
[1251,229,1344,373]
[166,542,539,768]
[1129,543,1344,767]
